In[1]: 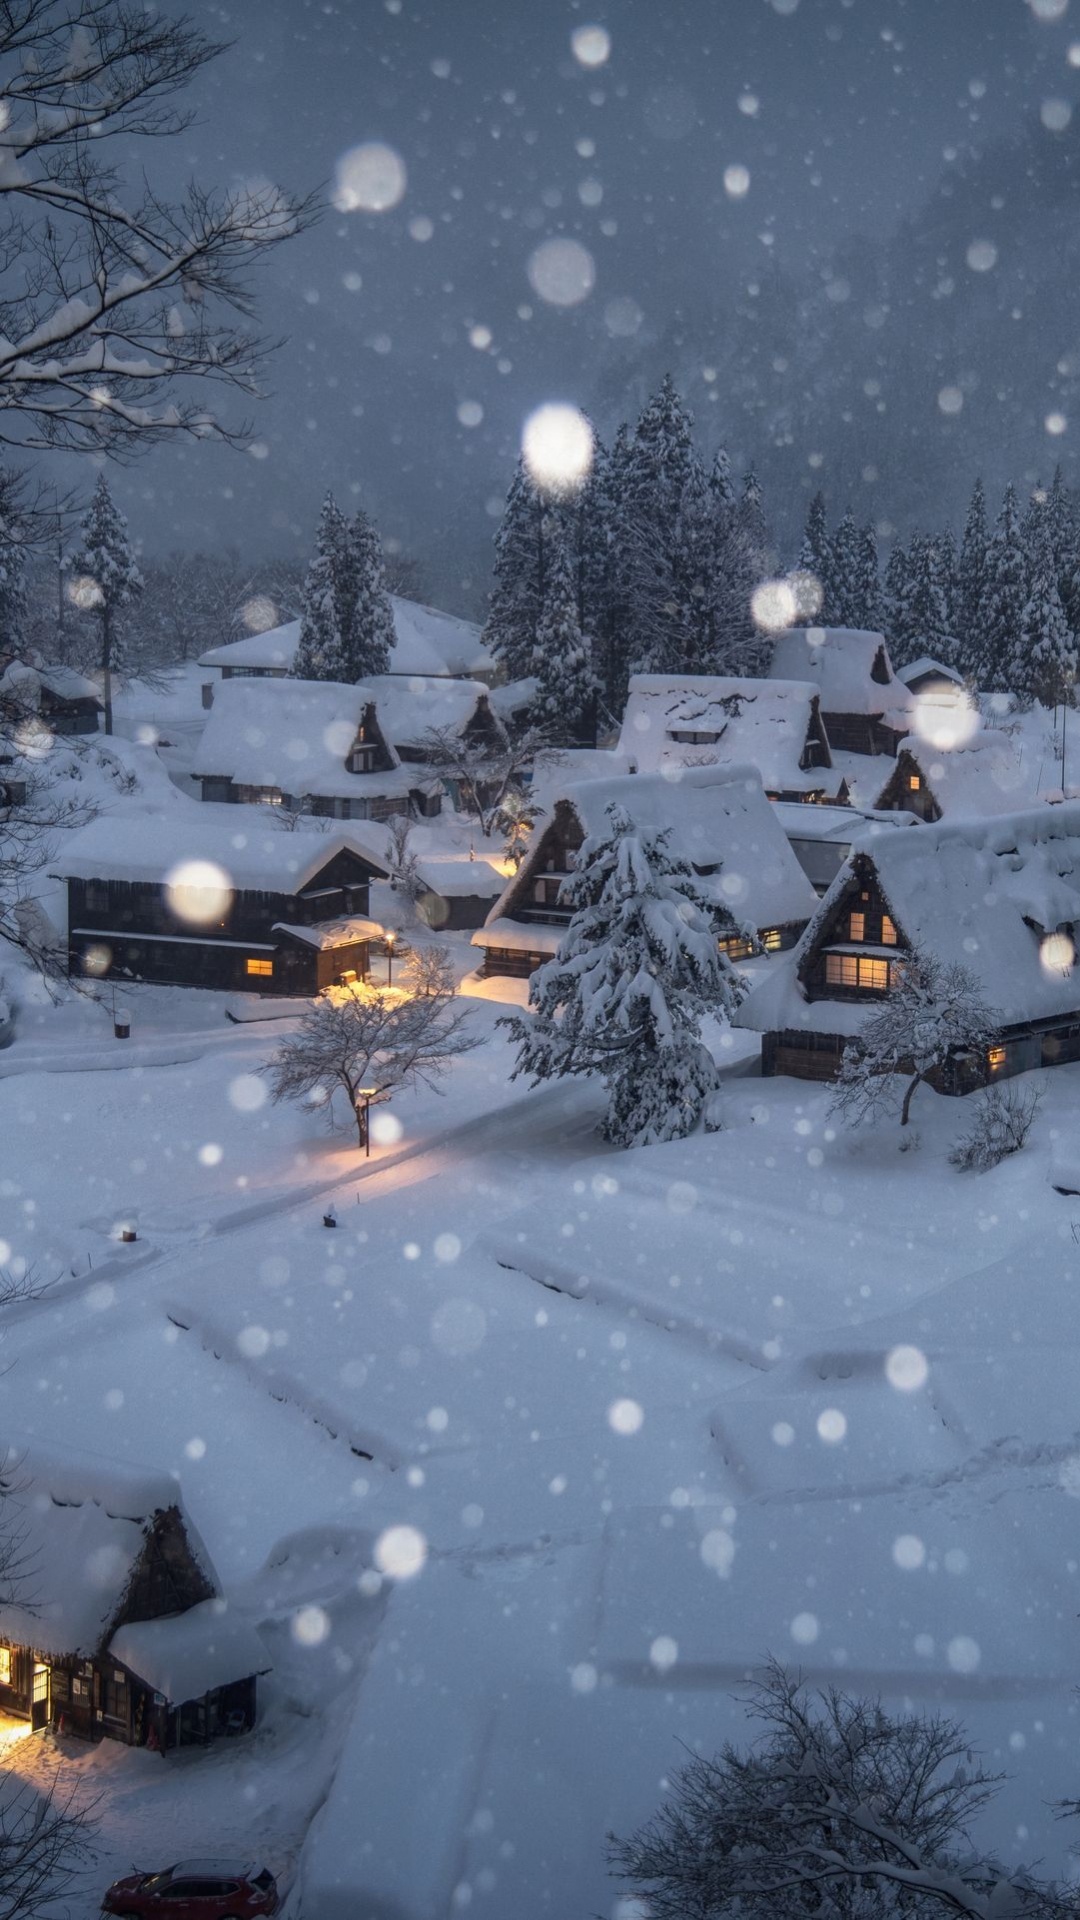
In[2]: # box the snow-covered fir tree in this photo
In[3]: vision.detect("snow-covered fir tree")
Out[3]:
[346,507,395,680]
[855,521,883,631]
[955,476,990,672]
[531,522,596,746]
[502,801,744,1148]
[980,483,1028,692]
[617,376,716,676]
[1020,536,1076,710]
[830,950,998,1130]
[934,526,959,640]
[892,531,951,667]
[826,509,862,627]
[797,491,831,615]
[292,493,352,681]
[595,423,634,714]
[67,473,142,734]
[482,458,547,683]
[738,466,768,559]
[709,445,738,520]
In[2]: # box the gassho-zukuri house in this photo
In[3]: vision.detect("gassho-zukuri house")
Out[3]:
[473,763,819,978]
[197,593,493,692]
[616,673,841,803]
[737,802,1080,1087]
[0,1441,268,1751]
[192,676,441,823]
[767,626,913,758]
[51,812,389,995]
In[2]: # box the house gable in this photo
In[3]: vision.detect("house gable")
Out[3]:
[873,749,942,822]
[797,854,908,1002]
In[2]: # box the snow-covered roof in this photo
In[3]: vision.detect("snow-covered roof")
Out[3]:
[110,1598,270,1705]
[51,806,388,891]
[0,659,102,708]
[362,674,497,749]
[617,673,831,792]
[896,655,964,689]
[489,676,537,720]
[198,596,491,680]
[480,763,818,943]
[413,857,506,899]
[769,626,912,723]
[0,1440,212,1661]
[878,730,1052,821]
[737,801,1080,1036]
[191,676,415,801]
[471,916,562,955]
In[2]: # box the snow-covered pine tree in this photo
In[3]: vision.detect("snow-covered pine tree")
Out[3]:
[531,521,596,746]
[934,527,959,642]
[67,474,142,733]
[854,521,883,631]
[0,468,29,655]
[738,466,768,560]
[894,531,950,667]
[482,457,547,683]
[618,376,713,676]
[981,483,1028,693]
[827,509,862,627]
[292,493,352,681]
[596,423,634,716]
[955,477,990,673]
[1019,530,1076,710]
[704,446,767,676]
[830,949,998,1130]
[882,538,912,658]
[797,491,832,618]
[503,800,744,1147]
[709,445,738,520]
[345,507,395,680]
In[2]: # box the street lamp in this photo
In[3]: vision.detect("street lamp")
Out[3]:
[386,930,396,988]
[357,1086,377,1158]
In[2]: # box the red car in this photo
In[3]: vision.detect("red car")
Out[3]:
[102,1860,279,1920]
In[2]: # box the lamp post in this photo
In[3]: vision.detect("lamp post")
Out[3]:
[357,1086,377,1158]
[386,930,396,989]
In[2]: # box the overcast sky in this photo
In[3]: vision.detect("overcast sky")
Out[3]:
[95,0,1074,610]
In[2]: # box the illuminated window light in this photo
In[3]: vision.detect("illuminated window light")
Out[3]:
[987,1045,1007,1073]
[881,915,898,946]
[246,958,274,978]
[849,911,866,941]
[909,774,921,791]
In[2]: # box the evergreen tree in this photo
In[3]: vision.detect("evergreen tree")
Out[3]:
[482,458,547,682]
[883,539,911,654]
[502,801,744,1148]
[531,521,596,746]
[292,493,352,681]
[738,466,768,560]
[797,491,832,619]
[981,483,1028,692]
[1019,526,1076,708]
[617,376,716,677]
[346,506,394,680]
[854,521,883,631]
[933,527,959,641]
[67,474,142,733]
[955,478,990,676]
[595,424,634,717]
[708,445,738,520]
[827,510,862,627]
[894,531,950,666]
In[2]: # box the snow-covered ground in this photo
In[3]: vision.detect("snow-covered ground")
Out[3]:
[5,705,1080,1915]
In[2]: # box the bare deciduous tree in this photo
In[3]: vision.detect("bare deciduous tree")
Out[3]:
[830,949,999,1130]
[0,0,316,456]
[261,948,478,1144]
[609,1660,1070,1920]
[420,722,556,839]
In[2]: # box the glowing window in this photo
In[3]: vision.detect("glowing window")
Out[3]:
[849,911,865,941]
[988,1044,1007,1073]
[909,774,921,791]
[825,954,893,991]
[246,958,274,978]
[859,958,890,990]
[881,915,898,946]
[0,1647,11,1686]
[761,928,782,952]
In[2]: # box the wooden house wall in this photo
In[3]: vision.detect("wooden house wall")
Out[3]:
[874,753,942,821]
